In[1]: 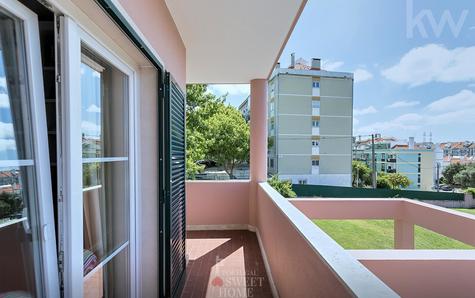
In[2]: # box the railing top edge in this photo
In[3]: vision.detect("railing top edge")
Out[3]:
[349,249,475,261]
[185,179,250,184]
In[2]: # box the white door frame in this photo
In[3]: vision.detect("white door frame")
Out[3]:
[58,15,137,298]
[0,0,60,297]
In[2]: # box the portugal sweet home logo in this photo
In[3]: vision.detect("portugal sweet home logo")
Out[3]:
[210,271,265,297]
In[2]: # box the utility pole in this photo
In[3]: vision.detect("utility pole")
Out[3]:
[436,162,440,192]
[371,134,377,189]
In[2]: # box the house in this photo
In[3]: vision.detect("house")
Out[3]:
[1,1,475,298]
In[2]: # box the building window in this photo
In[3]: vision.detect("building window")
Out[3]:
[312,120,320,127]
[312,140,319,147]
[312,160,319,166]
[312,81,320,88]
[269,158,274,168]
[312,100,320,108]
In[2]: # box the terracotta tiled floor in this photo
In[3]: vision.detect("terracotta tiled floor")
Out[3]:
[181,230,273,298]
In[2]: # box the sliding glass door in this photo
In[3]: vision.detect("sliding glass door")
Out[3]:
[0,0,59,297]
[59,17,135,298]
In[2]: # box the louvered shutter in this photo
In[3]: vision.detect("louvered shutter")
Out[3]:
[160,72,186,297]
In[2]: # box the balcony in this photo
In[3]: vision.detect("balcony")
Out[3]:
[312,107,320,116]
[312,127,320,135]
[185,181,475,297]
[312,146,320,155]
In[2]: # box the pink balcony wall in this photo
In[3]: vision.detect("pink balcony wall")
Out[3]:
[186,181,250,227]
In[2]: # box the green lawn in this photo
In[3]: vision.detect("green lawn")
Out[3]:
[314,208,475,249]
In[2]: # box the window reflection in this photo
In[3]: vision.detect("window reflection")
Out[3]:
[81,47,129,297]
[0,8,42,297]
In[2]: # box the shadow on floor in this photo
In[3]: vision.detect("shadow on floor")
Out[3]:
[181,230,272,298]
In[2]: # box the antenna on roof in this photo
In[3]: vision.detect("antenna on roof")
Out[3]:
[429,132,432,143]
[423,132,426,143]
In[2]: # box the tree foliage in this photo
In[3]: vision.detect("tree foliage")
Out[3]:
[0,192,23,219]
[442,163,466,186]
[268,175,297,198]
[352,160,372,187]
[185,84,249,178]
[203,105,249,177]
[454,164,475,188]
[377,172,411,189]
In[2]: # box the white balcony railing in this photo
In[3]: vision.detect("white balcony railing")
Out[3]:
[312,165,319,174]
[312,87,320,97]
[312,107,320,116]
[312,127,320,135]
[312,146,320,155]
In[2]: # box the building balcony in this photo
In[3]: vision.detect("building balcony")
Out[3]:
[311,165,320,174]
[312,107,320,116]
[312,127,320,135]
[185,180,475,297]
[312,146,320,155]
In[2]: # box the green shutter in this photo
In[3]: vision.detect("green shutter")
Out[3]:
[160,72,186,297]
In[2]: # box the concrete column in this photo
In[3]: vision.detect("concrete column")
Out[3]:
[394,219,414,249]
[249,79,268,182]
[249,79,268,226]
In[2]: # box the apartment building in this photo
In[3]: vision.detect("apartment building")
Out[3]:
[267,55,353,186]
[238,95,250,122]
[354,137,435,190]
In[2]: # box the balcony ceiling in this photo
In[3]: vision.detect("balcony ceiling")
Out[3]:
[164,0,307,84]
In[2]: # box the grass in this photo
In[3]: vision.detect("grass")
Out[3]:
[314,208,475,249]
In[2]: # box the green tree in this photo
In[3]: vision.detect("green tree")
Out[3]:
[352,160,372,187]
[203,104,250,177]
[377,173,411,189]
[268,175,297,198]
[386,173,411,189]
[185,84,250,178]
[185,85,223,178]
[454,164,475,188]
[442,163,466,186]
[376,173,392,189]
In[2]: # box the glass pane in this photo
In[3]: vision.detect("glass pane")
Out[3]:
[83,161,129,275]
[0,8,44,297]
[81,47,128,158]
[0,12,33,161]
[84,246,129,298]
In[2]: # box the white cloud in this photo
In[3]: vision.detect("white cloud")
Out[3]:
[86,104,101,113]
[354,105,378,116]
[353,69,373,83]
[387,100,420,109]
[426,89,475,113]
[322,60,344,71]
[356,90,475,136]
[0,122,14,139]
[81,121,101,137]
[0,139,17,153]
[207,84,250,97]
[382,44,475,86]
[0,93,10,108]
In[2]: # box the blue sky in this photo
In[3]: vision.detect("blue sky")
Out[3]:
[208,0,475,143]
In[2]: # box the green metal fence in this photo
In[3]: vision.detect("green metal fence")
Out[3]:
[292,184,465,201]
